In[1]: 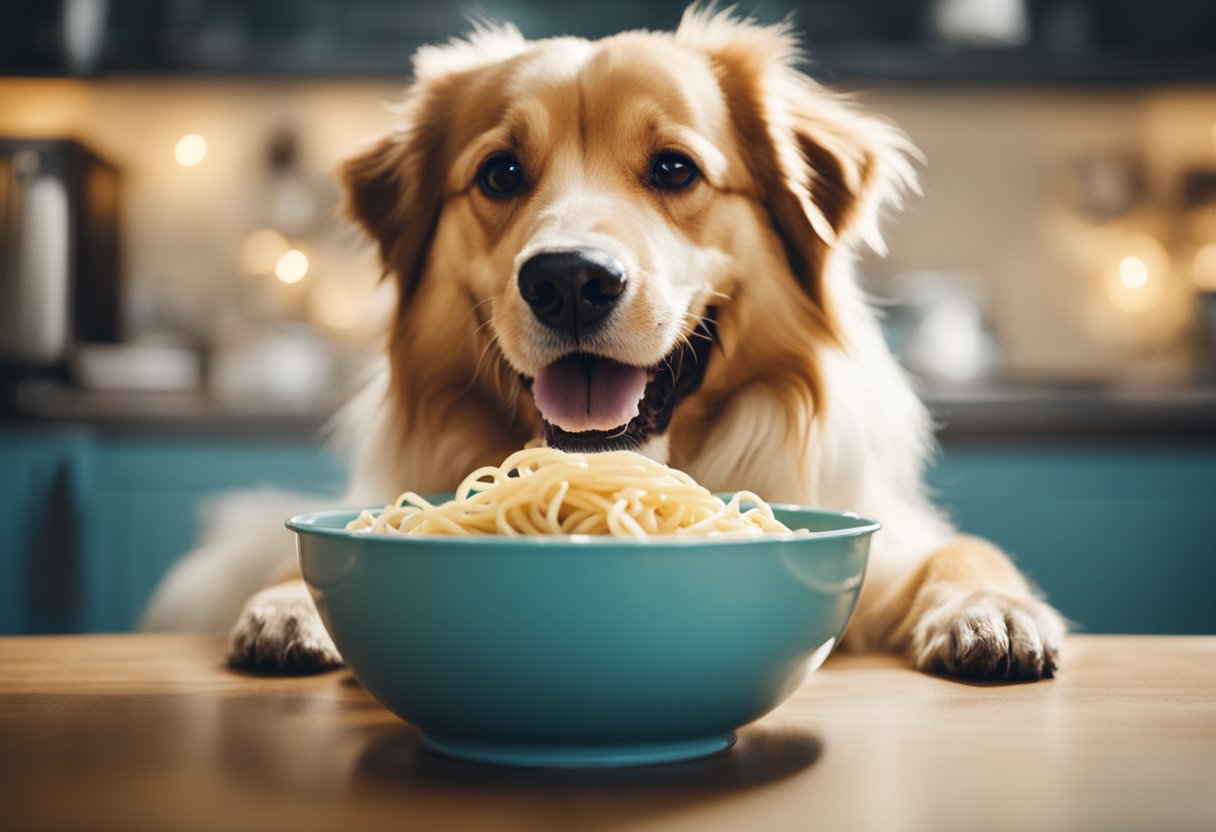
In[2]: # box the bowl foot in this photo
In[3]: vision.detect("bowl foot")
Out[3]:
[420,732,737,768]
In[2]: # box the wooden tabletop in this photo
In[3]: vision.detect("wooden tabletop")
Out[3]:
[1,635,1213,832]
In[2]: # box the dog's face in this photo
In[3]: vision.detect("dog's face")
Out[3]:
[429,35,759,451]
[343,10,914,462]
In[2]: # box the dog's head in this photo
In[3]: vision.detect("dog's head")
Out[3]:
[342,8,915,468]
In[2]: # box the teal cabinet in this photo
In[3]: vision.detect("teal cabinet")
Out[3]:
[930,441,1216,635]
[80,438,347,632]
[2,429,1214,635]
[0,428,345,635]
[0,428,92,634]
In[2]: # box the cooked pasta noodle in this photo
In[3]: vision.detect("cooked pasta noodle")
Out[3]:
[345,448,802,539]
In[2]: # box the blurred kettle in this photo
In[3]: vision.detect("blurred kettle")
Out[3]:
[882,271,1001,384]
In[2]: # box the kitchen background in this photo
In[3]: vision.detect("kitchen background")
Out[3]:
[1,0,1214,637]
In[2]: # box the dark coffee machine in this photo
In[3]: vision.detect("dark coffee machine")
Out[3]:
[0,139,121,401]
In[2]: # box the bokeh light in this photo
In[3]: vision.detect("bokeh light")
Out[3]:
[308,278,361,331]
[1194,244,1216,292]
[1118,256,1148,290]
[174,133,207,167]
[238,229,291,275]
[274,249,309,284]
[1106,237,1167,314]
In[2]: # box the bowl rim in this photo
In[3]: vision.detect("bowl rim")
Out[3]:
[286,503,881,547]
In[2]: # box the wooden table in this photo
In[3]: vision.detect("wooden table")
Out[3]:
[1,635,1213,832]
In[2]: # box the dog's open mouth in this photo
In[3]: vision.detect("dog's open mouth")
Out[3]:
[520,309,717,452]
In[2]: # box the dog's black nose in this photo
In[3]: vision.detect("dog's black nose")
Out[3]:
[518,249,627,335]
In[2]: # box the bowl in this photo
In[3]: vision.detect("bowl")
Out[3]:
[288,501,878,768]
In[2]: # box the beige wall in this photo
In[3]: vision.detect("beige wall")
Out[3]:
[860,86,1216,381]
[0,77,401,343]
[2,77,1213,380]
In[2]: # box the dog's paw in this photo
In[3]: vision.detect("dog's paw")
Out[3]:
[227,582,343,674]
[909,589,1065,681]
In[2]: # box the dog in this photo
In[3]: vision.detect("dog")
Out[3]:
[142,7,1064,680]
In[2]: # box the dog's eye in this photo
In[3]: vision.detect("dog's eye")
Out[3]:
[650,153,699,190]
[477,154,524,197]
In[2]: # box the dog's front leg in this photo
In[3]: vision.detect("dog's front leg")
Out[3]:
[872,536,1066,681]
[227,576,343,673]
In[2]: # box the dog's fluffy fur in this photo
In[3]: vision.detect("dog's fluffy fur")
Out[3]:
[143,8,1064,680]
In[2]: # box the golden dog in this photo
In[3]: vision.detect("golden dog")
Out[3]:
[149,8,1064,680]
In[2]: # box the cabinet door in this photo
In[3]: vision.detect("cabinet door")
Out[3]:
[0,428,91,635]
[930,441,1216,634]
[81,437,347,632]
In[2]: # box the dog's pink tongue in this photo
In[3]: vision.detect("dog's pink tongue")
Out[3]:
[532,357,648,432]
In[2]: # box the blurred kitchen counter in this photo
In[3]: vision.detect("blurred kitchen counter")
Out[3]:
[922,380,1216,439]
[5,383,339,438]
[6,380,1216,440]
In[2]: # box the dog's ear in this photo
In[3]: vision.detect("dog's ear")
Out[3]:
[341,132,437,299]
[340,24,528,299]
[676,9,918,318]
[340,93,450,300]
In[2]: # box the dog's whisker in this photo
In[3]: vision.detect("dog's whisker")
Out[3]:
[677,332,704,370]
[659,353,676,378]
[470,296,496,312]
[492,343,520,407]
[466,318,505,394]
[680,311,716,344]
[670,335,692,373]
[463,296,497,328]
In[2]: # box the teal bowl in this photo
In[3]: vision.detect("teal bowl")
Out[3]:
[288,502,878,768]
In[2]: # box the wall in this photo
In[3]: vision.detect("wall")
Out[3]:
[860,86,1216,382]
[0,77,399,344]
[2,77,1214,379]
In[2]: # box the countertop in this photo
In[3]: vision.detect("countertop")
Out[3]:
[3,385,340,438]
[7,380,1216,440]
[1,634,1213,832]
[922,381,1216,439]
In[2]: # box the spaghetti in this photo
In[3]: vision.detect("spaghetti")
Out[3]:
[346,448,801,539]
